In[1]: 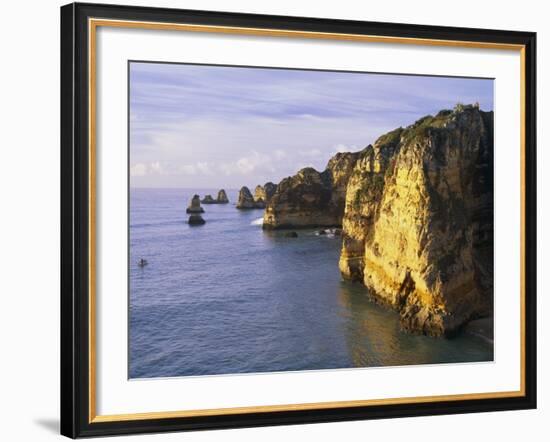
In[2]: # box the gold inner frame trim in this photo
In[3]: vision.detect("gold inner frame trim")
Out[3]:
[88,17,527,424]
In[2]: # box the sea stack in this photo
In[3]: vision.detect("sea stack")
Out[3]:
[339,105,494,336]
[254,182,277,208]
[202,189,230,204]
[217,189,229,203]
[253,185,267,208]
[201,194,216,204]
[188,214,206,225]
[186,194,205,214]
[236,186,264,209]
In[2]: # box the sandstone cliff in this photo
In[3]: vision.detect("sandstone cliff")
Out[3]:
[338,127,403,281]
[236,186,264,209]
[254,182,277,206]
[188,214,205,225]
[263,151,361,229]
[201,194,216,204]
[339,105,493,336]
[217,189,229,204]
[186,194,205,214]
[252,186,267,209]
[202,189,230,204]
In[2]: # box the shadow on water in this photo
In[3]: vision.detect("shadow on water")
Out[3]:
[337,280,493,368]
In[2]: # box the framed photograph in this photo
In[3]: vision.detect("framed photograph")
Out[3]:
[60,2,537,438]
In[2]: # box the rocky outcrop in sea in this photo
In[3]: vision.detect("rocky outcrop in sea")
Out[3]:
[254,182,277,207]
[262,151,361,229]
[217,189,229,203]
[260,104,493,336]
[188,214,206,225]
[202,189,230,204]
[186,194,205,214]
[201,194,216,204]
[252,186,266,209]
[236,186,265,209]
[339,104,494,336]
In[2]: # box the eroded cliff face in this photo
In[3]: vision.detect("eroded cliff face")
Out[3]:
[339,105,493,336]
[217,189,229,203]
[237,186,265,209]
[186,194,205,214]
[203,189,229,204]
[339,128,403,280]
[263,151,362,229]
[254,182,277,206]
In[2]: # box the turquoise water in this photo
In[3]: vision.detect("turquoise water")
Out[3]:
[129,188,493,378]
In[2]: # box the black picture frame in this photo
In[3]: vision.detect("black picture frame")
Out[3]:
[61,2,537,438]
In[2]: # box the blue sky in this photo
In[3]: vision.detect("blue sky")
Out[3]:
[129,62,493,188]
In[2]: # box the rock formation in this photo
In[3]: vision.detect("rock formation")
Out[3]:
[236,186,264,209]
[254,182,277,206]
[201,194,216,204]
[186,194,204,214]
[264,182,277,201]
[202,189,230,204]
[262,151,361,229]
[338,127,403,281]
[217,189,229,203]
[188,214,206,225]
[252,186,266,209]
[339,105,493,336]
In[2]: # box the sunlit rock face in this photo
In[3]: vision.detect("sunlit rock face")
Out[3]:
[263,151,362,229]
[339,105,494,336]
[202,189,230,204]
[253,185,267,209]
[236,186,264,209]
[339,128,403,281]
[254,182,277,207]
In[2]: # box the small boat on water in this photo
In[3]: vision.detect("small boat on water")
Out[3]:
[138,258,148,267]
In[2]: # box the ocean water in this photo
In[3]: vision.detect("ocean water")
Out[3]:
[129,188,493,379]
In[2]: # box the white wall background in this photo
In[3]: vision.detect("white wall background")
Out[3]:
[0,0,546,440]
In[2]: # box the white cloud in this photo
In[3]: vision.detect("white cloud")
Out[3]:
[177,162,214,176]
[130,163,147,177]
[196,162,213,175]
[131,114,387,188]
[220,151,274,176]
[298,148,323,158]
[236,157,256,174]
[180,164,197,175]
[131,115,394,187]
[150,161,163,174]
[130,161,164,177]
[130,62,492,188]
[330,143,361,156]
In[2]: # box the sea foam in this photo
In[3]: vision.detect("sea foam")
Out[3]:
[250,217,264,226]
